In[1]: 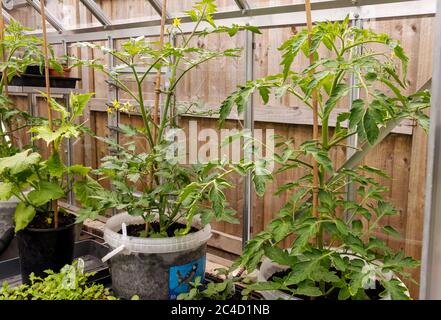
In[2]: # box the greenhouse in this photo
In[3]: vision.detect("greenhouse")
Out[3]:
[0,0,440,303]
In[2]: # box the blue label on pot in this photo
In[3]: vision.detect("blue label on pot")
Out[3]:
[169,256,206,300]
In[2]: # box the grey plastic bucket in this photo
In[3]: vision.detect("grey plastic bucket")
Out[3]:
[0,198,20,254]
[0,197,20,226]
[103,212,212,300]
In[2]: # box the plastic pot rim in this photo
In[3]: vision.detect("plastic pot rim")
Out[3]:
[104,212,212,254]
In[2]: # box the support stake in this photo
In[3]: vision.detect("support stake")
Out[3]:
[39,0,58,229]
[305,0,320,219]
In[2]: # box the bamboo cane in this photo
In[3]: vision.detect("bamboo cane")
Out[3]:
[152,0,168,145]
[39,1,58,229]
[305,0,320,219]
[146,0,167,234]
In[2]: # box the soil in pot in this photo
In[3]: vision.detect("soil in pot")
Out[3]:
[118,222,198,237]
[105,214,211,300]
[16,210,76,284]
[268,268,385,300]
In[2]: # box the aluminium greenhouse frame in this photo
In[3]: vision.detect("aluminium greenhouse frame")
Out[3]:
[2,0,440,299]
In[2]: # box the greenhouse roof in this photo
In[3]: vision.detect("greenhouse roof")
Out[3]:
[1,0,436,43]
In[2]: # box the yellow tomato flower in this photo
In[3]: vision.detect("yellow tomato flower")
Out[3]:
[112,99,120,109]
[173,18,181,28]
[107,107,113,114]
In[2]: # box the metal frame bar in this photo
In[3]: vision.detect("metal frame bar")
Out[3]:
[107,35,119,145]
[234,0,250,11]
[79,0,112,27]
[25,0,64,32]
[242,26,254,248]
[31,0,435,44]
[61,39,74,205]
[147,0,170,19]
[1,9,12,24]
[345,11,363,211]
[420,0,441,300]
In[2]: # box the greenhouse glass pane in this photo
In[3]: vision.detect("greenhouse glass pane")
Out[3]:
[45,0,101,30]
[250,0,329,8]
[96,0,160,24]
[169,0,238,17]
[3,2,55,32]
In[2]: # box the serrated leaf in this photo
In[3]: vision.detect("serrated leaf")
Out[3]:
[334,219,349,236]
[296,282,322,297]
[263,244,295,266]
[46,152,65,178]
[27,181,65,207]
[0,182,14,201]
[0,149,41,175]
[383,225,402,239]
[324,84,350,117]
[68,165,91,176]
[258,86,270,104]
[362,109,379,145]
[70,92,94,118]
[381,279,410,300]
[14,202,36,232]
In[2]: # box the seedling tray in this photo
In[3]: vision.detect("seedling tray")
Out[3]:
[1,72,80,89]
[0,239,110,287]
[0,240,261,299]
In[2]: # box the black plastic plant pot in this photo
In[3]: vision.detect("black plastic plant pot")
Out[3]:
[104,213,212,300]
[16,222,76,284]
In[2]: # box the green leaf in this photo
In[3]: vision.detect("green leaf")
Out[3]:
[269,217,293,242]
[383,225,402,239]
[381,279,410,300]
[218,95,234,127]
[279,30,308,79]
[296,282,322,297]
[331,254,347,272]
[253,174,268,197]
[73,178,103,207]
[258,86,270,104]
[377,201,397,216]
[14,202,36,232]
[70,93,94,118]
[243,281,283,296]
[27,181,65,207]
[67,165,91,176]
[30,126,61,145]
[334,219,349,236]
[263,244,296,266]
[291,220,319,254]
[0,149,41,175]
[0,182,14,201]
[324,84,350,117]
[178,182,199,204]
[362,109,379,145]
[46,152,65,178]
[209,184,226,218]
[349,99,365,130]
[37,92,70,120]
[352,220,363,233]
